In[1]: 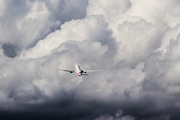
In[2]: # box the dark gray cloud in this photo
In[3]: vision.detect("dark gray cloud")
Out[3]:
[1,0,180,120]
[2,44,18,58]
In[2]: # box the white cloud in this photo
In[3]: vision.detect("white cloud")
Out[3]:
[20,15,112,59]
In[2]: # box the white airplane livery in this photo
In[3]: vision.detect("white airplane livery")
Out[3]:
[57,65,100,76]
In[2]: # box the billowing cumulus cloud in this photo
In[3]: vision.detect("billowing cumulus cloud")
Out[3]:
[1,0,180,120]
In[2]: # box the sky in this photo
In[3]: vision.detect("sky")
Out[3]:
[0,0,180,120]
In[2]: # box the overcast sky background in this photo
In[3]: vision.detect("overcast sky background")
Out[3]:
[0,0,180,120]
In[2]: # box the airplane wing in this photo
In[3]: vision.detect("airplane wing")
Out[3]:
[83,69,101,73]
[57,69,75,73]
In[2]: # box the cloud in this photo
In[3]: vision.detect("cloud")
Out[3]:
[95,110,135,120]
[1,0,180,120]
[20,15,114,59]
[0,0,88,56]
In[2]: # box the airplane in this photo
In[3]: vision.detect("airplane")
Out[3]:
[57,64,101,76]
